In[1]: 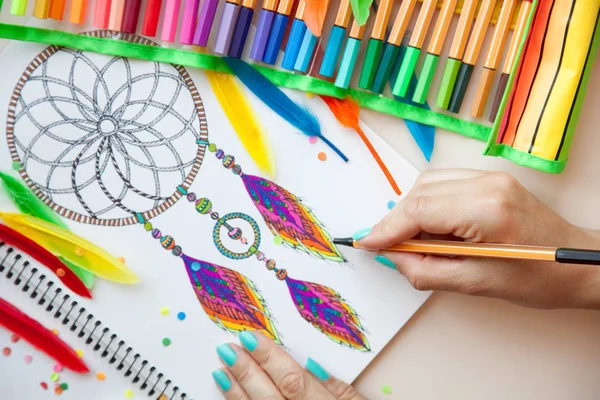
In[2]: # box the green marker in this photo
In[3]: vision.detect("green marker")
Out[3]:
[436,58,462,109]
[358,0,393,90]
[10,0,27,15]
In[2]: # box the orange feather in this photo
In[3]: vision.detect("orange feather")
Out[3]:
[305,0,330,37]
[320,95,401,195]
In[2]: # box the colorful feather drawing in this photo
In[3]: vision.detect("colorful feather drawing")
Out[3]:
[206,71,276,178]
[182,255,281,343]
[241,174,345,262]
[286,277,369,351]
[305,0,330,37]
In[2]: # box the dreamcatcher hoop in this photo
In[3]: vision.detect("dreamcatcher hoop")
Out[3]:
[6,31,208,227]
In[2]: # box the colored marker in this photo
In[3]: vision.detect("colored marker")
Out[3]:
[121,0,142,32]
[448,0,497,113]
[358,0,393,89]
[93,0,111,27]
[214,0,241,54]
[141,0,162,36]
[435,0,477,109]
[412,0,458,104]
[228,0,257,57]
[192,0,219,46]
[489,0,533,122]
[250,0,280,60]
[179,0,201,44]
[161,0,181,42]
[11,0,27,15]
[263,0,295,64]
[281,0,307,70]
[49,0,66,20]
[33,0,51,18]
[108,0,126,30]
[471,0,516,118]
[69,0,88,23]
[370,0,417,94]
[320,0,352,77]
[334,19,366,89]
[294,23,319,73]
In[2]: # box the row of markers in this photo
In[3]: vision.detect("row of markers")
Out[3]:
[7,0,532,121]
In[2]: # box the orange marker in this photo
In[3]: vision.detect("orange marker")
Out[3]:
[69,0,88,23]
[471,0,517,118]
[33,0,51,18]
[49,0,66,19]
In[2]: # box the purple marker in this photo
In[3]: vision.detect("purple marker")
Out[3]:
[249,0,278,60]
[192,0,219,47]
[180,0,201,44]
[213,0,241,54]
[227,0,254,58]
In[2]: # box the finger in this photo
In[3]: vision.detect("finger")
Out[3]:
[217,342,284,400]
[415,169,490,185]
[305,358,367,400]
[238,331,336,400]
[212,368,251,400]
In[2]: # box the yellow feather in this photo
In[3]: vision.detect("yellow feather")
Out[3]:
[206,71,275,178]
[0,212,139,284]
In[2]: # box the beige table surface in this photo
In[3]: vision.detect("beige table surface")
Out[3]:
[353,56,600,400]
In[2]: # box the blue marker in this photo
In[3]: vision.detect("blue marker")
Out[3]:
[281,0,307,70]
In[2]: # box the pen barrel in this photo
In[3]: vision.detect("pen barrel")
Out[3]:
[555,248,600,265]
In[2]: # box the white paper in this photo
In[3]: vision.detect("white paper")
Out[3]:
[0,28,429,399]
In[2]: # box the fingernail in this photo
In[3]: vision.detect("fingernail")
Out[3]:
[374,255,396,269]
[239,331,258,352]
[306,358,330,381]
[216,344,237,367]
[352,228,372,241]
[212,369,232,391]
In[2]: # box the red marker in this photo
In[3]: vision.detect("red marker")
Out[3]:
[141,0,161,36]
[0,298,89,373]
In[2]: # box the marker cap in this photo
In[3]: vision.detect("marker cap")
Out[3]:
[358,39,383,90]
[263,13,289,64]
[335,37,361,89]
[371,43,400,94]
[392,45,420,97]
[320,25,346,77]
[281,19,307,70]
[436,57,461,109]
[412,53,439,104]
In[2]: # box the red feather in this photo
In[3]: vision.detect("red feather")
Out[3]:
[0,224,91,299]
[0,297,89,373]
[320,95,402,195]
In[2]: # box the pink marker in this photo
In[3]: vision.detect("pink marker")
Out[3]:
[180,0,201,44]
[93,0,112,28]
[161,0,181,42]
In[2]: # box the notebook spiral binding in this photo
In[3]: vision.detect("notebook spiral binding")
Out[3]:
[0,241,190,400]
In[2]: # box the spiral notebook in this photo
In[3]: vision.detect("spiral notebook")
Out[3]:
[0,23,430,399]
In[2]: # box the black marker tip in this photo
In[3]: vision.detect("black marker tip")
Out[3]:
[333,237,354,247]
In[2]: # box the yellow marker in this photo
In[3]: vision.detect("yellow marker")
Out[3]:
[33,0,51,18]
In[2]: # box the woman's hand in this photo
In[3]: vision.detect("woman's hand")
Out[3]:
[357,169,600,309]
[212,331,366,400]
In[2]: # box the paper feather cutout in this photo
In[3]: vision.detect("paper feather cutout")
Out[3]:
[0,171,95,288]
[305,0,330,37]
[286,277,370,351]
[206,71,276,178]
[223,57,349,162]
[182,255,281,343]
[320,96,401,195]
[350,0,372,26]
[241,174,345,262]
[0,213,138,284]
[0,223,91,298]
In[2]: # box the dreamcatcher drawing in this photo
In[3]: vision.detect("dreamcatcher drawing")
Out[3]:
[5,31,369,352]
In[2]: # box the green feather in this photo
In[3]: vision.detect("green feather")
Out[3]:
[350,0,372,26]
[0,171,95,288]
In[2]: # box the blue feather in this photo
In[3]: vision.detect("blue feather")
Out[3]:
[223,57,349,162]
[390,46,436,162]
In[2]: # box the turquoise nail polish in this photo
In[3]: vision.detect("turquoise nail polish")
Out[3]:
[352,228,372,241]
[306,358,330,381]
[375,255,396,269]
[212,370,232,391]
[217,344,237,367]
[239,331,258,352]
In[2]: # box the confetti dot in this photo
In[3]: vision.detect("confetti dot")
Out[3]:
[50,328,59,336]
[273,236,283,245]
[56,268,66,277]
[50,373,60,382]
[60,383,68,390]
[53,363,63,373]
[308,136,318,144]
[10,334,20,343]
[75,349,84,358]
[41,382,48,390]
[96,372,106,381]
[382,385,392,395]
[117,257,126,264]
[75,247,84,257]
[162,338,171,347]
[177,312,186,321]
[159,307,170,316]
[387,200,396,210]
[54,387,63,395]
[125,389,134,399]
[24,354,33,364]
[2,347,11,356]
[317,152,327,161]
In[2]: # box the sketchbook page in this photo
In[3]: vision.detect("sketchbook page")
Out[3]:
[0,32,429,399]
